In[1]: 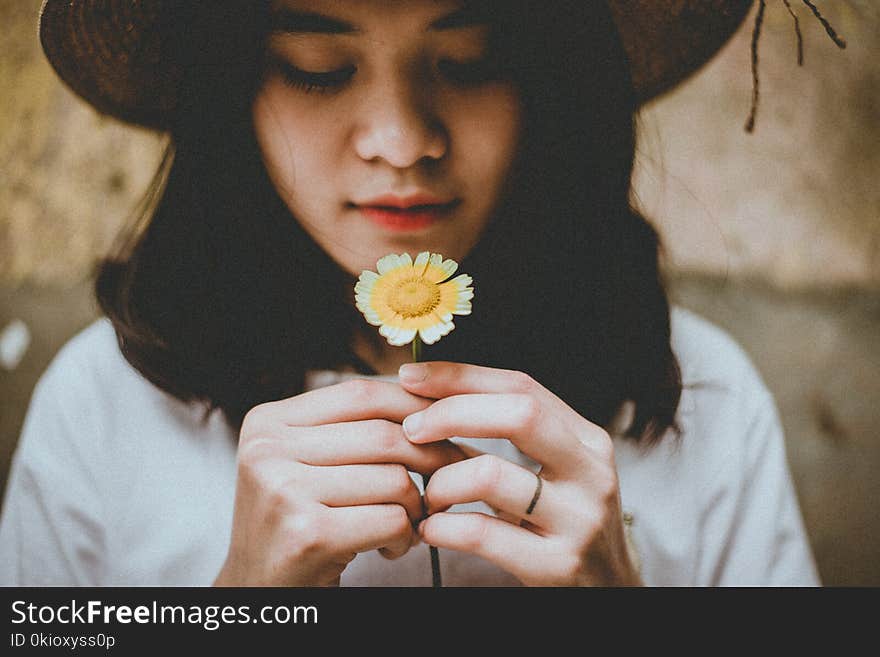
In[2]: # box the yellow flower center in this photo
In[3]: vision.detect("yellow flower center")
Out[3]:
[388,276,441,318]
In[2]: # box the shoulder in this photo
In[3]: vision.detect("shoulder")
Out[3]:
[33,317,162,416]
[26,317,209,452]
[9,318,127,498]
[39,317,125,389]
[616,308,815,585]
[669,305,771,402]
[15,316,230,489]
[38,316,192,406]
[20,319,137,454]
[663,306,781,485]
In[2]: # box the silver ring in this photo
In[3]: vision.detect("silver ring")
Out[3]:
[525,472,542,515]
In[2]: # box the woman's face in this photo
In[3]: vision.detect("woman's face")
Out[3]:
[253,0,522,277]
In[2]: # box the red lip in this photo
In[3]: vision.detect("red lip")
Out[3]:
[356,193,455,209]
[353,193,459,232]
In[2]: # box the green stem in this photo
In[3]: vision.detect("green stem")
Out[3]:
[412,334,441,588]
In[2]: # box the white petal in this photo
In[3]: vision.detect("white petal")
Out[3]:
[413,251,431,275]
[399,252,413,267]
[438,258,458,280]
[388,328,416,346]
[377,254,402,275]
[419,325,441,344]
[421,320,455,344]
[451,273,472,289]
[358,270,380,284]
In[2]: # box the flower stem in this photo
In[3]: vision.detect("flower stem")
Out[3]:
[412,334,441,588]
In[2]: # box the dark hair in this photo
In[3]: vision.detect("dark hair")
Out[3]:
[95,0,682,444]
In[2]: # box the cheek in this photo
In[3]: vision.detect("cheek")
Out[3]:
[252,86,338,197]
[455,91,522,191]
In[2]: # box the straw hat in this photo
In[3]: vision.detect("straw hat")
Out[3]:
[38,0,754,130]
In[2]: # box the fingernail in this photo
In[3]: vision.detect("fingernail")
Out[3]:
[399,363,428,384]
[402,412,423,440]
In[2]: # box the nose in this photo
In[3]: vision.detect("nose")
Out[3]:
[352,72,447,168]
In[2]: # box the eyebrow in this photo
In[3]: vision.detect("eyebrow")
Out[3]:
[270,5,489,35]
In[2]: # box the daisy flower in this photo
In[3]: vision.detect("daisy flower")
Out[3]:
[354,251,474,347]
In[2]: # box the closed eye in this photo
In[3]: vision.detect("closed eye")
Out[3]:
[273,59,356,94]
[271,56,502,94]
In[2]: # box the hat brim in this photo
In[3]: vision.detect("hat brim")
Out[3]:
[39,0,754,130]
[608,0,754,103]
[39,0,182,130]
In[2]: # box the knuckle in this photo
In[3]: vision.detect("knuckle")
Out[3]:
[240,403,273,442]
[237,440,272,484]
[387,505,412,537]
[591,428,614,459]
[395,506,413,535]
[460,516,490,553]
[342,378,377,406]
[514,394,542,430]
[371,420,401,455]
[390,464,414,498]
[473,454,504,497]
[510,370,536,393]
[286,511,326,556]
[264,485,291,521]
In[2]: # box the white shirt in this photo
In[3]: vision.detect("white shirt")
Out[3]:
[0,306,820,586]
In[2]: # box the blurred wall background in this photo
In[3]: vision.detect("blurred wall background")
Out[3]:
[1,1,878,584]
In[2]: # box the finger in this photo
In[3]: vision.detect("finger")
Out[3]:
[254,379,433,427]
[289,419,467,475]
[419,512,559,584]
[330,504,416,559]
[424,455,558,531]
[399,361,579,423]
[403,393,586,475]
[313,464,424,524]
[399,361,552,397]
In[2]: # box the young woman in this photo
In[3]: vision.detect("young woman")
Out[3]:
[0,0,819,586]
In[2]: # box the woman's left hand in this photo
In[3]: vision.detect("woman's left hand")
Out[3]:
[398,361,642,587]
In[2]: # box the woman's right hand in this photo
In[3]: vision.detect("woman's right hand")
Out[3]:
[213,379,465,587]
